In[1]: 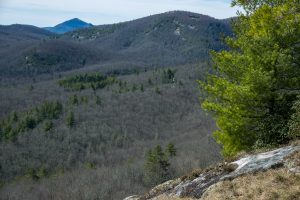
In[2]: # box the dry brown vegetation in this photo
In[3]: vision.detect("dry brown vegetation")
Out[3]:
[152,194,195,200]
[202,168,300,200]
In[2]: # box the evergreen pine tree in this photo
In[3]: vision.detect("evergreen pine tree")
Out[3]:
[143,145,174,186]
[200,0,300,156]
[166,143,176,157]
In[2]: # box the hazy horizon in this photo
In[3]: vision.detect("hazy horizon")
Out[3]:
[0,0,237,27]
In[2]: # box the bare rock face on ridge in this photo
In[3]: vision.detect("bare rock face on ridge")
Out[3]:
[125,144,300,200]
[222,145,300,180]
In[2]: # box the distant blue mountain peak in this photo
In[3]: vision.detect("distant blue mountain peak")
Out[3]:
[44,18,93,34]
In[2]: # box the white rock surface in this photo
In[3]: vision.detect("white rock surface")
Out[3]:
[174,27,181,36]
[123,195,140,200]
[124,145,300,200]
[223,145,300,180]
[188,25,196,30]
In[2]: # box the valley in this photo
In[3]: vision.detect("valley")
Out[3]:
[0,11,231,200]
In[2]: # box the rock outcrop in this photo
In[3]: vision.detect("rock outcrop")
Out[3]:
[124,144,300,200]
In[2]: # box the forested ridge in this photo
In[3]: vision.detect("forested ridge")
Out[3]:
[0,11,232,78]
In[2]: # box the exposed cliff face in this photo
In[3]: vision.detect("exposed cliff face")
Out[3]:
[125,143,300,200]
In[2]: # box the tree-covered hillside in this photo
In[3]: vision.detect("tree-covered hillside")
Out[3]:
[0,10,233,200]
[0,63,221,200]
[0,11,232,78]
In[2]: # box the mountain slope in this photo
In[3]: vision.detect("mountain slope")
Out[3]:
[64,11,232,65]
[0,11,232,78]
[0,62,221,200]
[0,24,56,78]
[44,18,93,34]
[0,24,55,40]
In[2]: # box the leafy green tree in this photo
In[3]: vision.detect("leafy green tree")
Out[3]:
[143,144,177,186]
[200,1,300,156]
[232,0,286,14]
[166,143,176,157]
[144,145,170,186]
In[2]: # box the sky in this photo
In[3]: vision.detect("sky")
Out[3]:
[0,0,237,27]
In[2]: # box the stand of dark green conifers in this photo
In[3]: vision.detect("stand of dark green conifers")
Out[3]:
[143,143,177,187]
[58,73,116,91]
[200,0,300,156]
[0,101,63,141]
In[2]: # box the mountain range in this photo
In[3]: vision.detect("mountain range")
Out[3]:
[0,11,232,78]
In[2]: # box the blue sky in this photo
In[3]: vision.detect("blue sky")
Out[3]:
[0,0,237,27]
